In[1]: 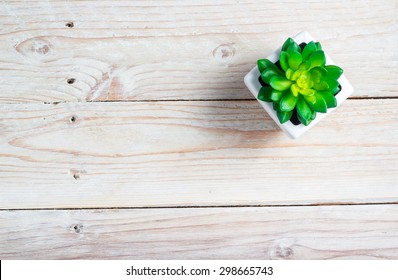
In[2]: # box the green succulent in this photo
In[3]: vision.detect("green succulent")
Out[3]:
[257,38,343,126]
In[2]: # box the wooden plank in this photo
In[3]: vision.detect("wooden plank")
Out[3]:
[0,99,397,209]
[1,205,397,259]
[0,0,396,102]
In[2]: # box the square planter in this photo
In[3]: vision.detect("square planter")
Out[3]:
[244,31,354,139]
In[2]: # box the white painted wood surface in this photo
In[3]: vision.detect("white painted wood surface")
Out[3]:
[0,0,396,102]
[0,0,397,259]
[1,205,397,259]
[1,99,397,209]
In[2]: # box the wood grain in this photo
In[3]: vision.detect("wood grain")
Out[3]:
[1,205,397,259]
[1,99,397,209]
[0,0,396,102]
[1,1,397,260]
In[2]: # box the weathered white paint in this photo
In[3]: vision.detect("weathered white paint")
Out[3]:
[1,205,397,259]
[0,100,397,209]
[0,0,396,102]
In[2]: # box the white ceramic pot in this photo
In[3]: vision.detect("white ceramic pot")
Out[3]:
[244,31,354,139]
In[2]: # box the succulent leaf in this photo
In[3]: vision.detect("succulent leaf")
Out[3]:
[311,71,322,84]
[308,50,326,69]
[311,66,328,76]
[297,112,311,126]
[298,60,311,70]
[310,109,317,120]
[291,69,304,81]
[285,68,294,80]
[280,51,290,72]
[291,83,300,96]
[310,67,327,85]
[304,95,316,105]
[273,101,282,112]
[257,86,273,102]
[277,110,294,124]
[322,76,339,90]
[287,41,301,54]
[258,59,284,74]
[281,38,294,52]
[313,80,329,91]
[308,93,327,113]
[296,96,313,121]
[299,88,316,96]
[325,65,343,80]
[270,89,286,102]
[280,91,298,112]
[270,76,292,91]
[257,59,273,73]
[320,91,337,108]
[315,42,322,51]
[302,41,317,60]
[330,85,341,95]
[261,68,283,84]
[288,51,303,70]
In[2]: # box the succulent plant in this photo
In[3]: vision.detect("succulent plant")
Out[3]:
[257,38,343,126]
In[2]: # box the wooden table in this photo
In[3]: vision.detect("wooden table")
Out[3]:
[0,0,397,259]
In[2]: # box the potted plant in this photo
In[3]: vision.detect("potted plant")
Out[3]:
[244,31,353,139]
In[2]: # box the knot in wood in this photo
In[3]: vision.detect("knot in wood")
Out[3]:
[274,246,294,259]
[70,224,83,234]
[213,44,235,63]
[69,115,78,124]
[70,169,86,180]
[15,38,54,61]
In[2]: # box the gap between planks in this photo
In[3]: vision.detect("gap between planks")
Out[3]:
[32,96,398,106]
[2,201,398,212]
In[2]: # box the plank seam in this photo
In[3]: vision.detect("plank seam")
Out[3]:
[38,96,398,105]
[1,201,397,211]
[0,97,394,106]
